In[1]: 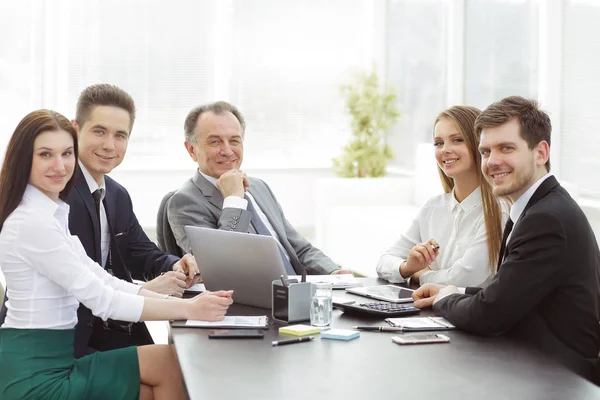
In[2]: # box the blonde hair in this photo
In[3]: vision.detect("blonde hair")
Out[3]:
[434,105,504,273]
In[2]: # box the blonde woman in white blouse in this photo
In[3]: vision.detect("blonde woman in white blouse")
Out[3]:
[0,110,233,400]
[377,106,509,287]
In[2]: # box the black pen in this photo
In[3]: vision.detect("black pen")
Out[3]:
[272,336,314,346]
[352,326,405,332]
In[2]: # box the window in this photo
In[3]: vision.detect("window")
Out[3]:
[560,0,600,198]
[464,0,539,109]
[385,0,448,171]
[229,0,377,168]
[65,0,217,169]
[0,0,41,151]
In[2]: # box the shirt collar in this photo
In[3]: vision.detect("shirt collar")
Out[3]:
[23,184,69,218]
[509,172,554,225]
[79,161,106,200]
[199,169,218,188]
[449,186,482,213]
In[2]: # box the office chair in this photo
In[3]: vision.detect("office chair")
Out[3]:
[156,190,183,257]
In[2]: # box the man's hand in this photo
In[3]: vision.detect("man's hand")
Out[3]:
[330,269,353,275]
[411,283,446,309]
[216,169,249,198]
[400,238,440,278]
[411,266,432,285]
[187,290,234,321]
[141,271,187,298]
[173,253,201,287]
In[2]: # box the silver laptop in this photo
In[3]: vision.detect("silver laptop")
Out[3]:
[184,226,288,308]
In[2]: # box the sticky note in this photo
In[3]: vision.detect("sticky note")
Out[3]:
[278,324,321,336]
[321,329,360,341]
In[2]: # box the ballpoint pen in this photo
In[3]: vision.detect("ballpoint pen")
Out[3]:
[272,336,315,346]
[352,326,405,332]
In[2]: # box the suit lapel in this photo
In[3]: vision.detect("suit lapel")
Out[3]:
[248,184,301,269]
[74,171,102,261]
[102,178,132,282]
[520,176,559,220]
[193,170,225,210]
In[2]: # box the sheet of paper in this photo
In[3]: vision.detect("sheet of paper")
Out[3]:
[185,283,206,292]
[385,317,455,329]
[185,315,268,328]
[288,274,362,288]
[133,279,205,293]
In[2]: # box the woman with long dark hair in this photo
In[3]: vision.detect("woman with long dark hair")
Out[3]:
[0,110,233,399]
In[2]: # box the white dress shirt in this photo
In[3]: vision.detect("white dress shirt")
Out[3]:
[0,185,143,329]
[200,170,292,261]
[79,161,110,267]
[376,187,509,287]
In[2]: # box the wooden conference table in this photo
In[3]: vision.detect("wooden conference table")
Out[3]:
[170,278,600,400]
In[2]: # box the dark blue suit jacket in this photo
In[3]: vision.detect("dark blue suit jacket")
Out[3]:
[68,170,179,357]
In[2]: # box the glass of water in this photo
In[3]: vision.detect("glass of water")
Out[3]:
[310,282,333,327]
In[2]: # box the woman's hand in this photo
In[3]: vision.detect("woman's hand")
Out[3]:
[400,238,439,278]
[186,290,234,321]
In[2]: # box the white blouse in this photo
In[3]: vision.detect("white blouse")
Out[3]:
[0,185,144,329]
[376,187,509,287]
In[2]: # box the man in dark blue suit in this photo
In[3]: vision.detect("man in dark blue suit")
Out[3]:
[68,84,200,356]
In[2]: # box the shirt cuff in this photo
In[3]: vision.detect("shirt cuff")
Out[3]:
[389,262,407,283]
[223,196,248,210]
[121,280,142,295]
[433,286,465,305]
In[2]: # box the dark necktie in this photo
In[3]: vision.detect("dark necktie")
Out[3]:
[92,188,103,219]
[244,194,296,275]
[497,218,514,272]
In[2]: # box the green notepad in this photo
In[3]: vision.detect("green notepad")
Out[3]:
[278,324,321,336]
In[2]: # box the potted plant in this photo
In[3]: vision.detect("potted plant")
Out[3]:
[333,69,400,177]
[315,69,414,276]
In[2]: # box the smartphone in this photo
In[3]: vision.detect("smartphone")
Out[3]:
[208,329,265,339]
[391,333,450,345]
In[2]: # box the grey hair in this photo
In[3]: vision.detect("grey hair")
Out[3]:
[184,101,246,143]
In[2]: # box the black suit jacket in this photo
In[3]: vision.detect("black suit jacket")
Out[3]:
[68,171,179,357]
[434,176,600,380]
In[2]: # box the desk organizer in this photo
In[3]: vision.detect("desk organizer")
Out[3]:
[272,280,312,323]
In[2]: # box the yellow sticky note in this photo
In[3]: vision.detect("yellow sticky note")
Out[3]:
[278,324,321,336]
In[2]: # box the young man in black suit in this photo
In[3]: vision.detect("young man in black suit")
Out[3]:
[413,96,600,382]
[68,84,201,356]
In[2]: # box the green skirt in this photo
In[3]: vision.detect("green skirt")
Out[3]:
[0,328,140,400]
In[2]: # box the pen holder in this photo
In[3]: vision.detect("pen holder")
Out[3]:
[272,280,313,323]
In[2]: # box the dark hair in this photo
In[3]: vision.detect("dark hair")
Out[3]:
[75,84,136,131]
[475,96,552,171]
[0,110,78,231]
[434,106,504,273]
[184,101,246,143]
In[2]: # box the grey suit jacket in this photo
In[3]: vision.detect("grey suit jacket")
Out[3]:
[167,170,339,275]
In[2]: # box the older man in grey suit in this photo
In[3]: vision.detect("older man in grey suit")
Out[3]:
[167,101,349,276]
